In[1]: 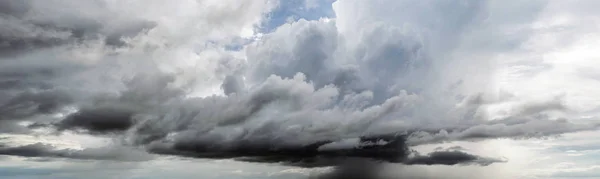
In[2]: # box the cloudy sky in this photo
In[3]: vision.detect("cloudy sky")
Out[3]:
[1,0,599,178]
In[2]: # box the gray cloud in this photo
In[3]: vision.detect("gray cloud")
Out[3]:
[125,74,421,150]
[56,106,136,134]
[0,0,155,58]
[310,149,505,179]
[145,133,502,169]
[310,159,387,179]
[0,89,72,134]
[246,19,338,87]
[0,0,30,18]
[0,121,29,133]
[22,0,592,169]
[405,150,505,166]
[0,143,153,162]
[221,75,245,95]
[407,117,599,145]
[0,2,597,179]
[0,90,71,121]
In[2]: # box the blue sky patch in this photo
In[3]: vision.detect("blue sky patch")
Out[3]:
[259,0,336,33]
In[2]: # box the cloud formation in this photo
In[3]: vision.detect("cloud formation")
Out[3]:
[56,106,136,134]
[0,0,156,57]
[0,143,153,162]
[405,150,504,166]
[1,1,599,179]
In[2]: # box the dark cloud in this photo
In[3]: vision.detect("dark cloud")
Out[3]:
[310,150,504,179]
[0,25,70,58]
[112,72,593,170]
[0,90,71,121]
[0,0,157,138]
[0,68,55,90]
[0,1,30,17]
[0,0,156,58]
[0,20,155,58]
[310,159,386,179]
[405,150,504,166]
[144,133,501,169]
[0,143,53,157]
[0,143,153,162]
[146,134,407,168]
[56,106,136,134]
[221,75,245,95]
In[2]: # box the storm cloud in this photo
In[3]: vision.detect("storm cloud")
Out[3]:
[146,134,503,167]
[0,0,156,57]
[0,143,153,162]
[404,150,504,166]
[56,106,136,134]
[0,0,599,179]
[311,159,387,179]
[310,148,506,179]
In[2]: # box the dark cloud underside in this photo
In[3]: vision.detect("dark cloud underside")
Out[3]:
[146,134,502,168]
[0,143,153,162]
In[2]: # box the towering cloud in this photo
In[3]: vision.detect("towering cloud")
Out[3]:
[0,1,598,179]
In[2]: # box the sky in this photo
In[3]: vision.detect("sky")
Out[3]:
[0,0,599,178]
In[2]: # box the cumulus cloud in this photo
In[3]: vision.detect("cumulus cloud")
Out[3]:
[1,1,599,179]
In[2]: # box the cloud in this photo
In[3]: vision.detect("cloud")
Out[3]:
[310,149,505,179]
[405,150,505,166]
[0,1,599,179]
[0,121,28,134]
[0,89,73,134]
[125,73,423,148]
[146,133,408,167]
[221,75,245,95]
[145,131,503,168]
[56,106,136,134]
[407,117,600,145]
[0,0,157,58]
[0,90,72,121]
[310,159,386,179]
[110,0,599,170]
[0,1,30,17]
[0,143,153,162]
